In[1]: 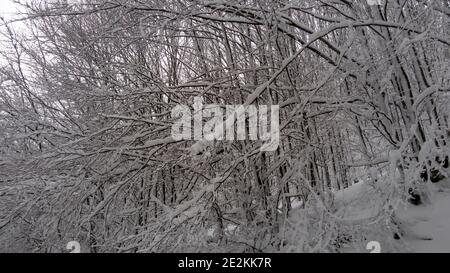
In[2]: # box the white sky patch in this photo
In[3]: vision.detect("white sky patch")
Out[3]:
[0,0,21,19]
[0,0,27,34]
[0,1,29,66]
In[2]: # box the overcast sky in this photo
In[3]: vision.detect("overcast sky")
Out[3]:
[0,1,26,66]
[0,0,20,19]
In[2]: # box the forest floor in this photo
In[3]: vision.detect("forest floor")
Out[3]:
[400,180,450,252]
[334,178,450,252]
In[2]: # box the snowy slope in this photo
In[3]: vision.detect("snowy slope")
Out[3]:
[333,181,385,221]
[399,181,450,252]
[333,178,450,252]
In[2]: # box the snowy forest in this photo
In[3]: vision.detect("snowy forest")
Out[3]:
[0,0,449,253]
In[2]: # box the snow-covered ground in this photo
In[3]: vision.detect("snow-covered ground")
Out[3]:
[334,178,450,252]
[204,178,450,253]
[400,182,450,252]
